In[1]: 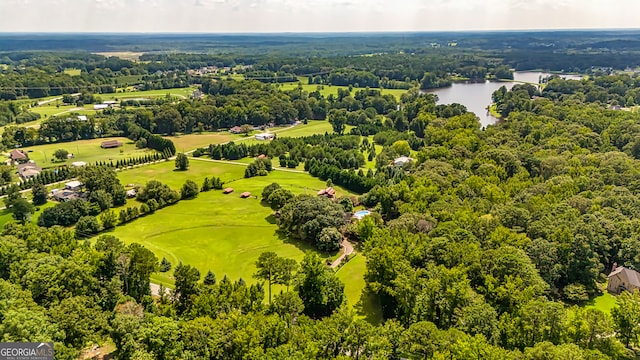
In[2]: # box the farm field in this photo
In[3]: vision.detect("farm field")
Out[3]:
[168,132,244,152]
[277,83,409,100]
[16,137,156,168]
[30,104,96,119]
[105,87,197,100]
[110,161,355,287]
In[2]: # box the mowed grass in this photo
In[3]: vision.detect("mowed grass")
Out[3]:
[168,133,244,152]
[0,201,56,228]
[18,137,156,168]
[110,161,355,286]
[585,292,617,314]
[118,159,246,189]
[336,254,367,307]
[105,87,196,100]
[336,254,382,324]
[277,83,408,100]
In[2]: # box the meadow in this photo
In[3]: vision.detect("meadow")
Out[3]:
[111,160,355,286]
[277,82,408,100]
[17,137,156,168]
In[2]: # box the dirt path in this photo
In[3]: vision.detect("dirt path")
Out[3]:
[150,283,171,296]
[330,240,354,269]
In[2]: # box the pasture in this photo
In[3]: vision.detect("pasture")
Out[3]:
[168,132,243,153]
[277,83,408,100]
[111,160,355,286]
[17,137,156,168]
[104,87,196,100]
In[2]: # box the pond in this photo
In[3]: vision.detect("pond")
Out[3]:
[425,71,583,128]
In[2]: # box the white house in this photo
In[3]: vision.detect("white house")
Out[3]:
[93,104,109,110]
[255,133,275,141]
[394,156,414,167]
[64,180,83,191]
[77,115,88,121]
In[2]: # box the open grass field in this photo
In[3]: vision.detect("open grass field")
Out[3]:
[336,254,367,307]
[0,201,56,228]
[336,254,382,324]
[63,68,82,76]
[168,132,244,152]
[277,83,408,100]
[118,159,246,189]
[93,52,146,61]
[16,137,156,168]
[585,292,617,314]
[110,160,355,286]
[104,87,196,100]
[30,104,96,118]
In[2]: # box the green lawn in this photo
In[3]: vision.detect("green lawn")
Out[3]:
[336,254,382,324]
[336,254,367,307]
[118,159,246,189]
[277,83,408,100]
[30,104,96,119]
[585,292,617,314]
[168,132,245,153]
[105,87,196,100]
[109,161,354,287]
[17,137,156,168]
[0,201,56,228]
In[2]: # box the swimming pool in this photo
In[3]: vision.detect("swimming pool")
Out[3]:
[353,210,371,220]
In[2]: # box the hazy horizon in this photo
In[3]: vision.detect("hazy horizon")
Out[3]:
[0,0,638,33]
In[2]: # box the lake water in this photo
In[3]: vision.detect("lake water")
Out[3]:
[425,72,583,128]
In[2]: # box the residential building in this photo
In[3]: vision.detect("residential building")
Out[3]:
[317,187,336,199]
[229,126,243,134]
[393,156,414,167]
[9,149,28,163]
[64,180,83,191]
[101,140,123,149]
[17,162,41,179]
[608,264,640,295]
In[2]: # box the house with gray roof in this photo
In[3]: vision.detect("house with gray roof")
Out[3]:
[608,264,640,295]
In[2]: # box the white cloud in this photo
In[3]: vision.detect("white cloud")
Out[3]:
[0,0,639,32]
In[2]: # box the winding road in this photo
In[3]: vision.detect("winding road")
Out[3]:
[330,240,354,269]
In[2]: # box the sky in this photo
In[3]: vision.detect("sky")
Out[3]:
[0,0,638,33]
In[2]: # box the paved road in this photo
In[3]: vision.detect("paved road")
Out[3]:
[330,240,354,269]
